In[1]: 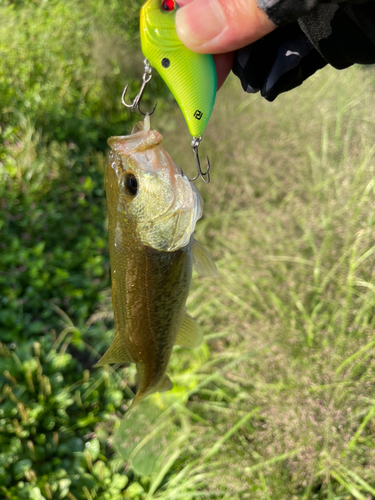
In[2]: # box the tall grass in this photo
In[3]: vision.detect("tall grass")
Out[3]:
[112,65,375,498]
[2,1,375,493]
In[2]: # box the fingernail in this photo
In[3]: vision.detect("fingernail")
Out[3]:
[176,0,226,47]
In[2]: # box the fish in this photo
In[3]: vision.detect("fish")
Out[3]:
[95,115,217,405]
[140,0,217,138]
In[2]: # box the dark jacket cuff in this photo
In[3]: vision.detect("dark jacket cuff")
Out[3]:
[257,0,321,26]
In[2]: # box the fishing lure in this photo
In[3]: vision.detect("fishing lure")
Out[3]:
[123,0,217,183]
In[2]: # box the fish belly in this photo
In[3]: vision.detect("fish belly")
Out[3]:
[111,238,193,399]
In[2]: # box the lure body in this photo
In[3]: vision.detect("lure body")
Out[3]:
[140,0,217,137]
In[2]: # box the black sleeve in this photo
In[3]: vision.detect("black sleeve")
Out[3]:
[232,1,375,101]
[232,23,327,101]
[299,2,375,68]
[257,0,374,26]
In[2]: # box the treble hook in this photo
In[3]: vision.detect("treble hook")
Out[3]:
[121,59,157,116]
[188,136,210,184]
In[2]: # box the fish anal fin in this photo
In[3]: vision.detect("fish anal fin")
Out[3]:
[193,239,218,277]
[94,335,132,367]
[175,312,203,349]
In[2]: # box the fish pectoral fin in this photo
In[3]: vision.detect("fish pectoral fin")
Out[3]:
[94,335,132,367]
[175,312,203,349]
[192,238,218,277]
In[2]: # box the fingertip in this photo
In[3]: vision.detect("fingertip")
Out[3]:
[176,0,276,54]
[176,0,226,53]
[176,0,193,6]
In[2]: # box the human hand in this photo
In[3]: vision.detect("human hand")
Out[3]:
[176,0,276,89]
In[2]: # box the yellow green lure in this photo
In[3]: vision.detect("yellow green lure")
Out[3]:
[140,0,217,139]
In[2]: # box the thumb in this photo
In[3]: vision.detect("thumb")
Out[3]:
[176,0,276,54]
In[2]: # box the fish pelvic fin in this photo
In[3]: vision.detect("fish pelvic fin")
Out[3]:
[175,311,203,349]
[192,238,218,277]
[94,335,132,367]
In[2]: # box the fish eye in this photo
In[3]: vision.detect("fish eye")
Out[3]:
[120,173,138,197]
[161,0,175,11]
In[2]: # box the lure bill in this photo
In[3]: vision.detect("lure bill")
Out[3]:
[140,0,217,138]
[96,116,217,405]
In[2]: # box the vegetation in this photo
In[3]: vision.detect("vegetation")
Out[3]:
[1,0,375,498]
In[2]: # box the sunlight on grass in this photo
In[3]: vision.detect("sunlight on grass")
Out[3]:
[118,64,375,498]
[3,2,374,497]
[13,65,363,499]
[12,62,375,499]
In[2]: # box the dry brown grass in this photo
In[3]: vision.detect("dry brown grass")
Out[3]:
[110,65,375,499]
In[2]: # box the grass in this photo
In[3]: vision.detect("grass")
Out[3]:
[2,1,375,495]
[110,64,375,499]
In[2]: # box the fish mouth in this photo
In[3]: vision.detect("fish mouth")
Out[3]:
[108,116,163,156]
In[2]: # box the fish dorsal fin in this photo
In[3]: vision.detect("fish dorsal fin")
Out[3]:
[94,335,132,367]
[192,238,218,277]
[175,312,203,349]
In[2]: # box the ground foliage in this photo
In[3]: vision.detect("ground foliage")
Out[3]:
[1,0,375,498]
[0,0,166,497]
[0,0,168,343]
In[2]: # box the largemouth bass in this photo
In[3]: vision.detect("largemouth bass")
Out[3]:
[96,116,216,405]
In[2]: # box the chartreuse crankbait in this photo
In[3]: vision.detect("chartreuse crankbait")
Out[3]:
[122,0,217,183]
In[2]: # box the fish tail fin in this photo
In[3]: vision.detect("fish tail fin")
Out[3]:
[94,335,132,367]
[130,392,146,408]
[131,374,173,408]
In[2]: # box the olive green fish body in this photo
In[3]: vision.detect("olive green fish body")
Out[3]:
[107,211,193,400]
[132,244,193,401]
[96,117,214,404]
[140,0,216,137]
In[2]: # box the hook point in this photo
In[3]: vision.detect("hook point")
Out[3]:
[139,101,158,117]
[121,59,156,116]
[188,137,210,183]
